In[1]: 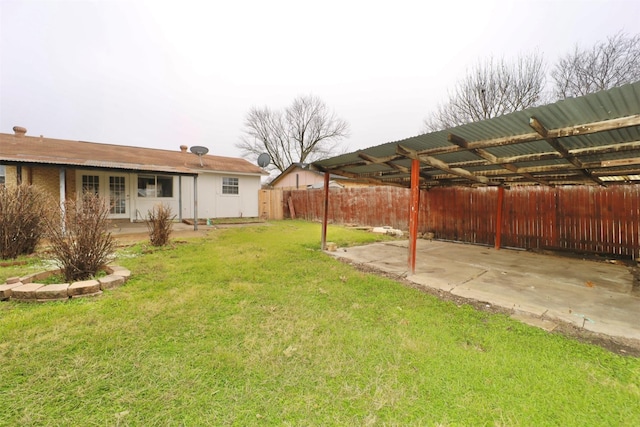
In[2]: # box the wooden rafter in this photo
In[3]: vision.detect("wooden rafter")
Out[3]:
[529,117,604,186]
[448,133,551,186]
[396,144,498,185]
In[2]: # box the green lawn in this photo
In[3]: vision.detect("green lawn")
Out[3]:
[1,221,639,426]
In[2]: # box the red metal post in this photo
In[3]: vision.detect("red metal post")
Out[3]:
[495,186,504,250]
[408,159,420,274]
[321,172,330,250]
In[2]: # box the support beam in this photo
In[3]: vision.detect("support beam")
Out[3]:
[408,159,420,275]
[178,176,183,222]
[495,186,504,250]
[449,133,550,186]
[321,172,330,250]
[397,144,496,185]
[530,116,604,186]
[193,175,198,231]
[59,168,66,235]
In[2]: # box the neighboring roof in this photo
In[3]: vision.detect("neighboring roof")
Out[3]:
[0,130,266,176]
[269,162,352,186]
[313,81,640,187]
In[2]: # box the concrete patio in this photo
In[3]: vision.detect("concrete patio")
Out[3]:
[327,239,640,342]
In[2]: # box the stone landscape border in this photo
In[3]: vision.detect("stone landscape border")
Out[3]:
[0,265,131,302]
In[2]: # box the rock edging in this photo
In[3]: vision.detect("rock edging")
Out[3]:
[0,265,131,302]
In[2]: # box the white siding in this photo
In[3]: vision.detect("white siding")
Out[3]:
[180,172,261,220]
[76,170,261,221]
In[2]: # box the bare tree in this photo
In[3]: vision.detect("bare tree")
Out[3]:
[237,95,350,172]
[423,53,547,132]
[551,32,640,99]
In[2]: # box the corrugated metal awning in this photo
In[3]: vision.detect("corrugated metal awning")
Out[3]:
[313,81,640,187]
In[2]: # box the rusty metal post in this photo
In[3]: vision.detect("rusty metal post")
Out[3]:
[495,186,504,250]
[408,159,420,274]
[321,172,330,250]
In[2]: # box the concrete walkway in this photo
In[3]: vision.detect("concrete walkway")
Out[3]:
[328,240,640,342]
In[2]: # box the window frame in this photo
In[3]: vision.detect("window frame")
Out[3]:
[81,174,100,195]
[137,174,174,198]
[222,177,239,195]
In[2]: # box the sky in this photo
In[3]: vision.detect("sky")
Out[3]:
[1,0,639,163]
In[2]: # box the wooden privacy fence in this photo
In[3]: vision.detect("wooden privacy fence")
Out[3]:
[259,189,284,220]
[278,185,640,259]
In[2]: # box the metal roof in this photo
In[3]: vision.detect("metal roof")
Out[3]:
[313,81,640,187]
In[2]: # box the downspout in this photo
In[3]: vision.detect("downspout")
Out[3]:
[321,172,330,250]
[408,159,420,274]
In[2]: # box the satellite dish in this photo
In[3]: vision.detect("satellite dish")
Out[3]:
[257,153,271,168]
[190,146,209,156]
[190,146,209,166]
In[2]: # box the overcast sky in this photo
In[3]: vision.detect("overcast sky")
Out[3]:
[1,0,639,162]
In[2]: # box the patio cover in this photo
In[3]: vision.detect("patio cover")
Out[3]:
[312,81,640,273]
[312,81,640,188]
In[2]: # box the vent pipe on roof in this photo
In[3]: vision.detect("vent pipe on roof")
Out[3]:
[180,145,188,153]
[13,126,27,137]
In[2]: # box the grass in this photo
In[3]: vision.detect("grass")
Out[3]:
[1,220,639,426]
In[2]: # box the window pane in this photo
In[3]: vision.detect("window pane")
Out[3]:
[222,177,239,195]
[137,175,173,198]
[157,175,173,197]
[109,176,126,214]
[138,175,155,197]
[82,175,100,194]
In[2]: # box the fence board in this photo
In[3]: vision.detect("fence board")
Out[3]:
[264,184,640,258]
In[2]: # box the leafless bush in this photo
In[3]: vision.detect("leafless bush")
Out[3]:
[44,193,115,282]
[146,203,175,246]
[0,184,50,259]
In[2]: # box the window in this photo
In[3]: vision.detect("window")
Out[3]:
[82,175,99,194]
[110,176,126,214]
[0,165,5,186]
[222,177,239,195]
[137,175,173,197]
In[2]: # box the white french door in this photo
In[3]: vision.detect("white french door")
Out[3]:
[78,172,129,219]
[108,175,128,218]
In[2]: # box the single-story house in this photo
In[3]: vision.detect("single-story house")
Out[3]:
[269,162,372,190]
[0,126,267,222]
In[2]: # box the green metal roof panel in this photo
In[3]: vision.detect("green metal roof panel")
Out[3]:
[314,81,640,187]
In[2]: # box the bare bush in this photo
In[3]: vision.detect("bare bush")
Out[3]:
[0,184,50,259]
[44,193,115,282]
[146,203,175,246]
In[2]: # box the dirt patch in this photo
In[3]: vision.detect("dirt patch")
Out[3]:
[340,258,640,357]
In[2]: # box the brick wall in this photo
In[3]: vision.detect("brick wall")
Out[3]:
[2,165,77,201]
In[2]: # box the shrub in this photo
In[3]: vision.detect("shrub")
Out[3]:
[44,193,115,282]
[0,184,50,259]
[146,203,175,246]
